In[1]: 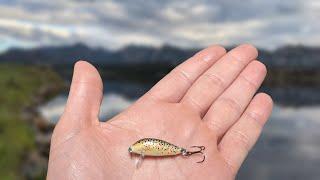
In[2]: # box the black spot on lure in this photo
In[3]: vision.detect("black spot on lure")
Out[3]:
[128,138,205,167]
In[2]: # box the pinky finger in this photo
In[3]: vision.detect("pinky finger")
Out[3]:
[218,93,273,175]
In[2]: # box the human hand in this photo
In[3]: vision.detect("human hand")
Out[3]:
[47,44,273,180]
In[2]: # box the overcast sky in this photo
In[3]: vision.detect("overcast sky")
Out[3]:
[0,0,319,52]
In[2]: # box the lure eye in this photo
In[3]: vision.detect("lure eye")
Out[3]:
[181,149,187,156]
[128,147,133,153]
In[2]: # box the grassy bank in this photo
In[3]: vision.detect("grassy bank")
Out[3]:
[0,64,63,179]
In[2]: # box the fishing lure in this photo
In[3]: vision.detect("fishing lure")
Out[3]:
[128,138,205,167]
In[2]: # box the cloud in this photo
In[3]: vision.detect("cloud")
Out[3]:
[0,0,318,51]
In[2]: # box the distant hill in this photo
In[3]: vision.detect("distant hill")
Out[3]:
[0,43,319,69]
[0,43,197,66]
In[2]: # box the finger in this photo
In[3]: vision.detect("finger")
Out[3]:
[204,60,267,138]
[181,44,258,116]
[218,93,273,175]
[146,45,226,102]
[59,61,103,130]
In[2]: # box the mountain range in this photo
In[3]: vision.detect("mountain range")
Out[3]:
[1,43,320,69]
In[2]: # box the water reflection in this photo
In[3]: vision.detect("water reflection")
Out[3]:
[239,105,320,179]
[38,93,133,123]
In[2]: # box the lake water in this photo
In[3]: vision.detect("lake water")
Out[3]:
[39,82,320,179]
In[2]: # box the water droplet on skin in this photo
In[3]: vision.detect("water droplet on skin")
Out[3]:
[203,54,214,62]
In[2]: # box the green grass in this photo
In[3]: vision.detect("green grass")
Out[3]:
[0,64,63,179]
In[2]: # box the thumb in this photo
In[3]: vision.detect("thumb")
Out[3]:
[64,60,103,124]
[53,61,103,141]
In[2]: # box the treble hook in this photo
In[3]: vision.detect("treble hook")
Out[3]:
[182,146,206,163]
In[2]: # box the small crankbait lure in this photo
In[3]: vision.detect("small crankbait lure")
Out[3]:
[128,138,205,167]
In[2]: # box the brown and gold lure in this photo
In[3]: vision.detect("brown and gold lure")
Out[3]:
[128,138,205,167]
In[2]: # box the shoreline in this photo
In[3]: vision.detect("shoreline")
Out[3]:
[21,79,65,179]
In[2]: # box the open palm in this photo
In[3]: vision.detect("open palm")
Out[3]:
[47,44,273,180]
